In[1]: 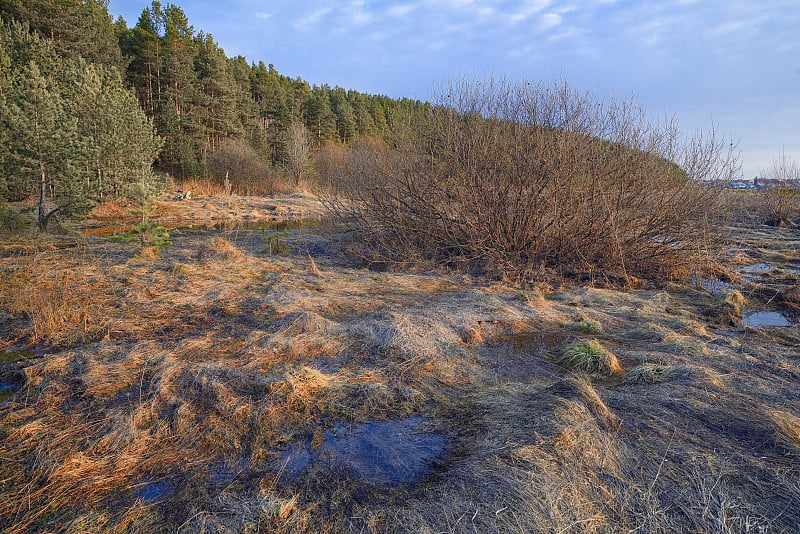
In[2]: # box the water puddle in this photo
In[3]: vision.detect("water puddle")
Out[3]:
[278,417,446,488]
[738,263,772,274]
[0,348,34,402]
[693,277,734,296]
[0,382,19,403]
[208,457,253,486]
[743,310,794,328]
[81,217,320,238]
[133,477,177,501]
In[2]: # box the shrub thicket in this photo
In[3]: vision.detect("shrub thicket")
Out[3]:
[207,140,291,196]
[322,77,737,282]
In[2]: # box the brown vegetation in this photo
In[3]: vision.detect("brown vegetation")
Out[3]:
[1,209,799,532]
[321,77,736,283]
[206,140,296,197]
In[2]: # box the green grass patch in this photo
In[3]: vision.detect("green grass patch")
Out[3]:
[557,340,622,376]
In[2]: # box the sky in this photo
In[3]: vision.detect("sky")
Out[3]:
[108,0,800,179]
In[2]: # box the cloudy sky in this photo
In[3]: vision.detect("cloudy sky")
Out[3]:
[108,0,800,179]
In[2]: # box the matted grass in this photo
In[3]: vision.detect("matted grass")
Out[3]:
[621,363,677,385]
[1,215,800,533]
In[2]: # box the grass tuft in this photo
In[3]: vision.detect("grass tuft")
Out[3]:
[565,314,604,334]
[706,289,746,326]
[557,339,622,376]
[197,237,244,261]
[621,363,676,385]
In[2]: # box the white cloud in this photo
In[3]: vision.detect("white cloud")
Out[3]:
[537,13,562,31]
[476,6,495,20]
[293,8,333,31]
[507,0,553,24]
[254,12,271,21]
[387,3,417,17]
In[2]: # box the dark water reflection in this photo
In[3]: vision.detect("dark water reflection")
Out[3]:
[279,417,446,488]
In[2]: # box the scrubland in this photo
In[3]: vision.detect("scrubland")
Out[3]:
[1,191,800,534]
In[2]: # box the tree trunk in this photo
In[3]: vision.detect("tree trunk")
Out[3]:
[38,163,47,231]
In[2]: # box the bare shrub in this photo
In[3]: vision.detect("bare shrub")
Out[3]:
[762,188,800,226]
[322,77,737,282]
[282,121,314,186]
[207,139,291,196]
[761,150,800,225]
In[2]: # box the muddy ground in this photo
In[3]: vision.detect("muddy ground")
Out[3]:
[1,195,799,533]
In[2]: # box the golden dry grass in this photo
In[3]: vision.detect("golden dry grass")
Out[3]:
[1,216,800,533]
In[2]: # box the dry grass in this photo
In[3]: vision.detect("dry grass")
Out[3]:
[197,237,245,262]
[705,288,747,326]
[770,410,800,454]
[2,215,800,533]
[557,340,623,376]
[565,314,604,334]
[3,255,118,345]
[621,363,677,385]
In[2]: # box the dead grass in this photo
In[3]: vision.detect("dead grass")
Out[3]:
[197,237,245,262]
[769,410,800,454]
[5,256,118,345]
[705,288,747,326]
[621,363,677,385]
[2,216,800,533]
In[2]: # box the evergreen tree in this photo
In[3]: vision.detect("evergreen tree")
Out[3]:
[0,0,124,68]
[0,18,162,230]
[1,61,88,230]
[330,87,356,143]
[349,91,377,138]
[156,3,201,177]
[304,86,337,145]
[193,32,239,150]
[59,58,163,199]
[119,3,163,116]
[0,18,60,199]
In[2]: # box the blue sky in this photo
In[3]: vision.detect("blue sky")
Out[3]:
[108,0,800,179]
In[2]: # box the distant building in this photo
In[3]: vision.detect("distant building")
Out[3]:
[729,179,756,190]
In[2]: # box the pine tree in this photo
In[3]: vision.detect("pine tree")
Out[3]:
[59,58,162,199]
[0,0,124,68]
[1,61,88,230]
[119,4,163,116]
[303,86,337,145]
[193,32,239,151]
[156,3,201,177]
[349,91,377,138]
[330,87,356,143]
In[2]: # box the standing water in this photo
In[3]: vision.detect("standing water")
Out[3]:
[278,417,446,488]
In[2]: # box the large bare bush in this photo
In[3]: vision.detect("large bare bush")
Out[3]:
[761,150,800,225]
[322,78,737,282]
[207,139,291,196]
